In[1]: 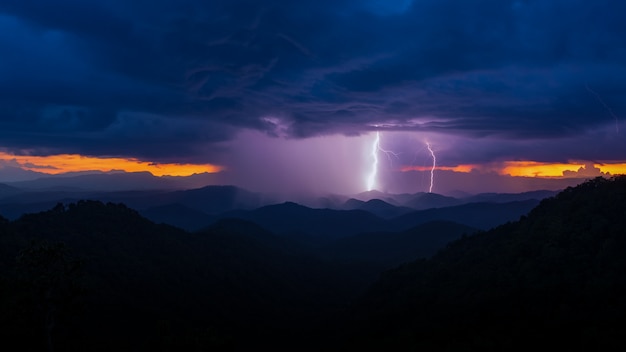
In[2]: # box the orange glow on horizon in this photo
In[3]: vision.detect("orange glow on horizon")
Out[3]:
[501,161,624,177]
[0,152,223,177]
[595,163,626,175]
[400,161,626,178]
[501,161,586,177]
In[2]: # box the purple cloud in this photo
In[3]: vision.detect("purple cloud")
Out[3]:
[0,0,624,194]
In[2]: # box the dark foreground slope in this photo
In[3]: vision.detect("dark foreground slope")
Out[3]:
[0,201,347,351]
[320,221,476,276]
[343,176,626,351]
[0,191,537,351]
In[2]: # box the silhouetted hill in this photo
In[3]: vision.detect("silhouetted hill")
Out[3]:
[354,190,401,205]
[0,199,84,220]
[402,192,462,210]
[0,178,607,351]
[297,194,350,209]
[167,185,263,213]
[0,165,48,183]
[342,198,413,219]
[463,189,557,203]
[391,199,539,230]
[5,171,226,192]
[0,190,88,204]
[358,199,414,218]
[354,191,463,209]
[0,183,21,198]
[8,171,176,191]
[161,172,229,189]
[344,176,626,350]
[343,198,366,209]
[139,203,215,231]
[0,213,12,267]
[96,185,263,215]
[0,181,267,221]
[48,185,264,219]
[0,201,348,351]
[204,218,291,250]
[220,202,389,244]
[321,221,477,277]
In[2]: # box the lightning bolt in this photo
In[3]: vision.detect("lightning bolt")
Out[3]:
[367,132,380,191]
[586,84,620,133]
[426,142,436,193]
[366,132,399,191]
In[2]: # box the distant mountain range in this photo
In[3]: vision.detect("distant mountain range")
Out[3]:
[0,183,21,198]
[5,171,223,191]
[341,198,414,218]
[0,172,617,351]
[0,173,557,237]
[220,202,390,244]
[343,176,626,350]
[391,199,540,230]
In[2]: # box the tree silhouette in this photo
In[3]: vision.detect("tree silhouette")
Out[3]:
[15,240,83,352]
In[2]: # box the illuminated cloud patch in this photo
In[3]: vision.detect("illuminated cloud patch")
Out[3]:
[500,161,624,178]
[0,152,222,177]
[0,0,625,194]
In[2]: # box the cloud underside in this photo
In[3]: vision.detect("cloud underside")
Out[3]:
[0,0,624,165]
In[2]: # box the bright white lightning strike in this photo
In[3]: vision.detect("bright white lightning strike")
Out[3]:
[366,132,399,191]
[366,132,380,191]
[426,142,436,193]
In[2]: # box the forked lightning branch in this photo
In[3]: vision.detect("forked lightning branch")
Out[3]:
[367,132,436,193]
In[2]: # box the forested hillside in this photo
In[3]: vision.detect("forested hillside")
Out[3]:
[3,177,621,351]
[344,176,626,350]
[0,201,347,351]
[0,200,474,351]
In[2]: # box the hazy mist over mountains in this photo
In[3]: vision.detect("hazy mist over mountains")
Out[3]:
[0,171,557,229]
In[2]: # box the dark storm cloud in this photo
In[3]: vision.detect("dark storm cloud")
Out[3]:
[0,0,625,162]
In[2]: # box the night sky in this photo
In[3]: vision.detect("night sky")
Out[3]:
[1,0,625,195]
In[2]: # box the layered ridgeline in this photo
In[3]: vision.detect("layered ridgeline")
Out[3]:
[0,177,550,232]
[2,177,617,351]
[343,176,626,351]
[0,201,348,351]
[0,202,476,351]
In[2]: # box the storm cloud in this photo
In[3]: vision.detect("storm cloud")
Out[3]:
[0,0,625,166]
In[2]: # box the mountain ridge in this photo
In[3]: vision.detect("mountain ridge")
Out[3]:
[344,176,626,350]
